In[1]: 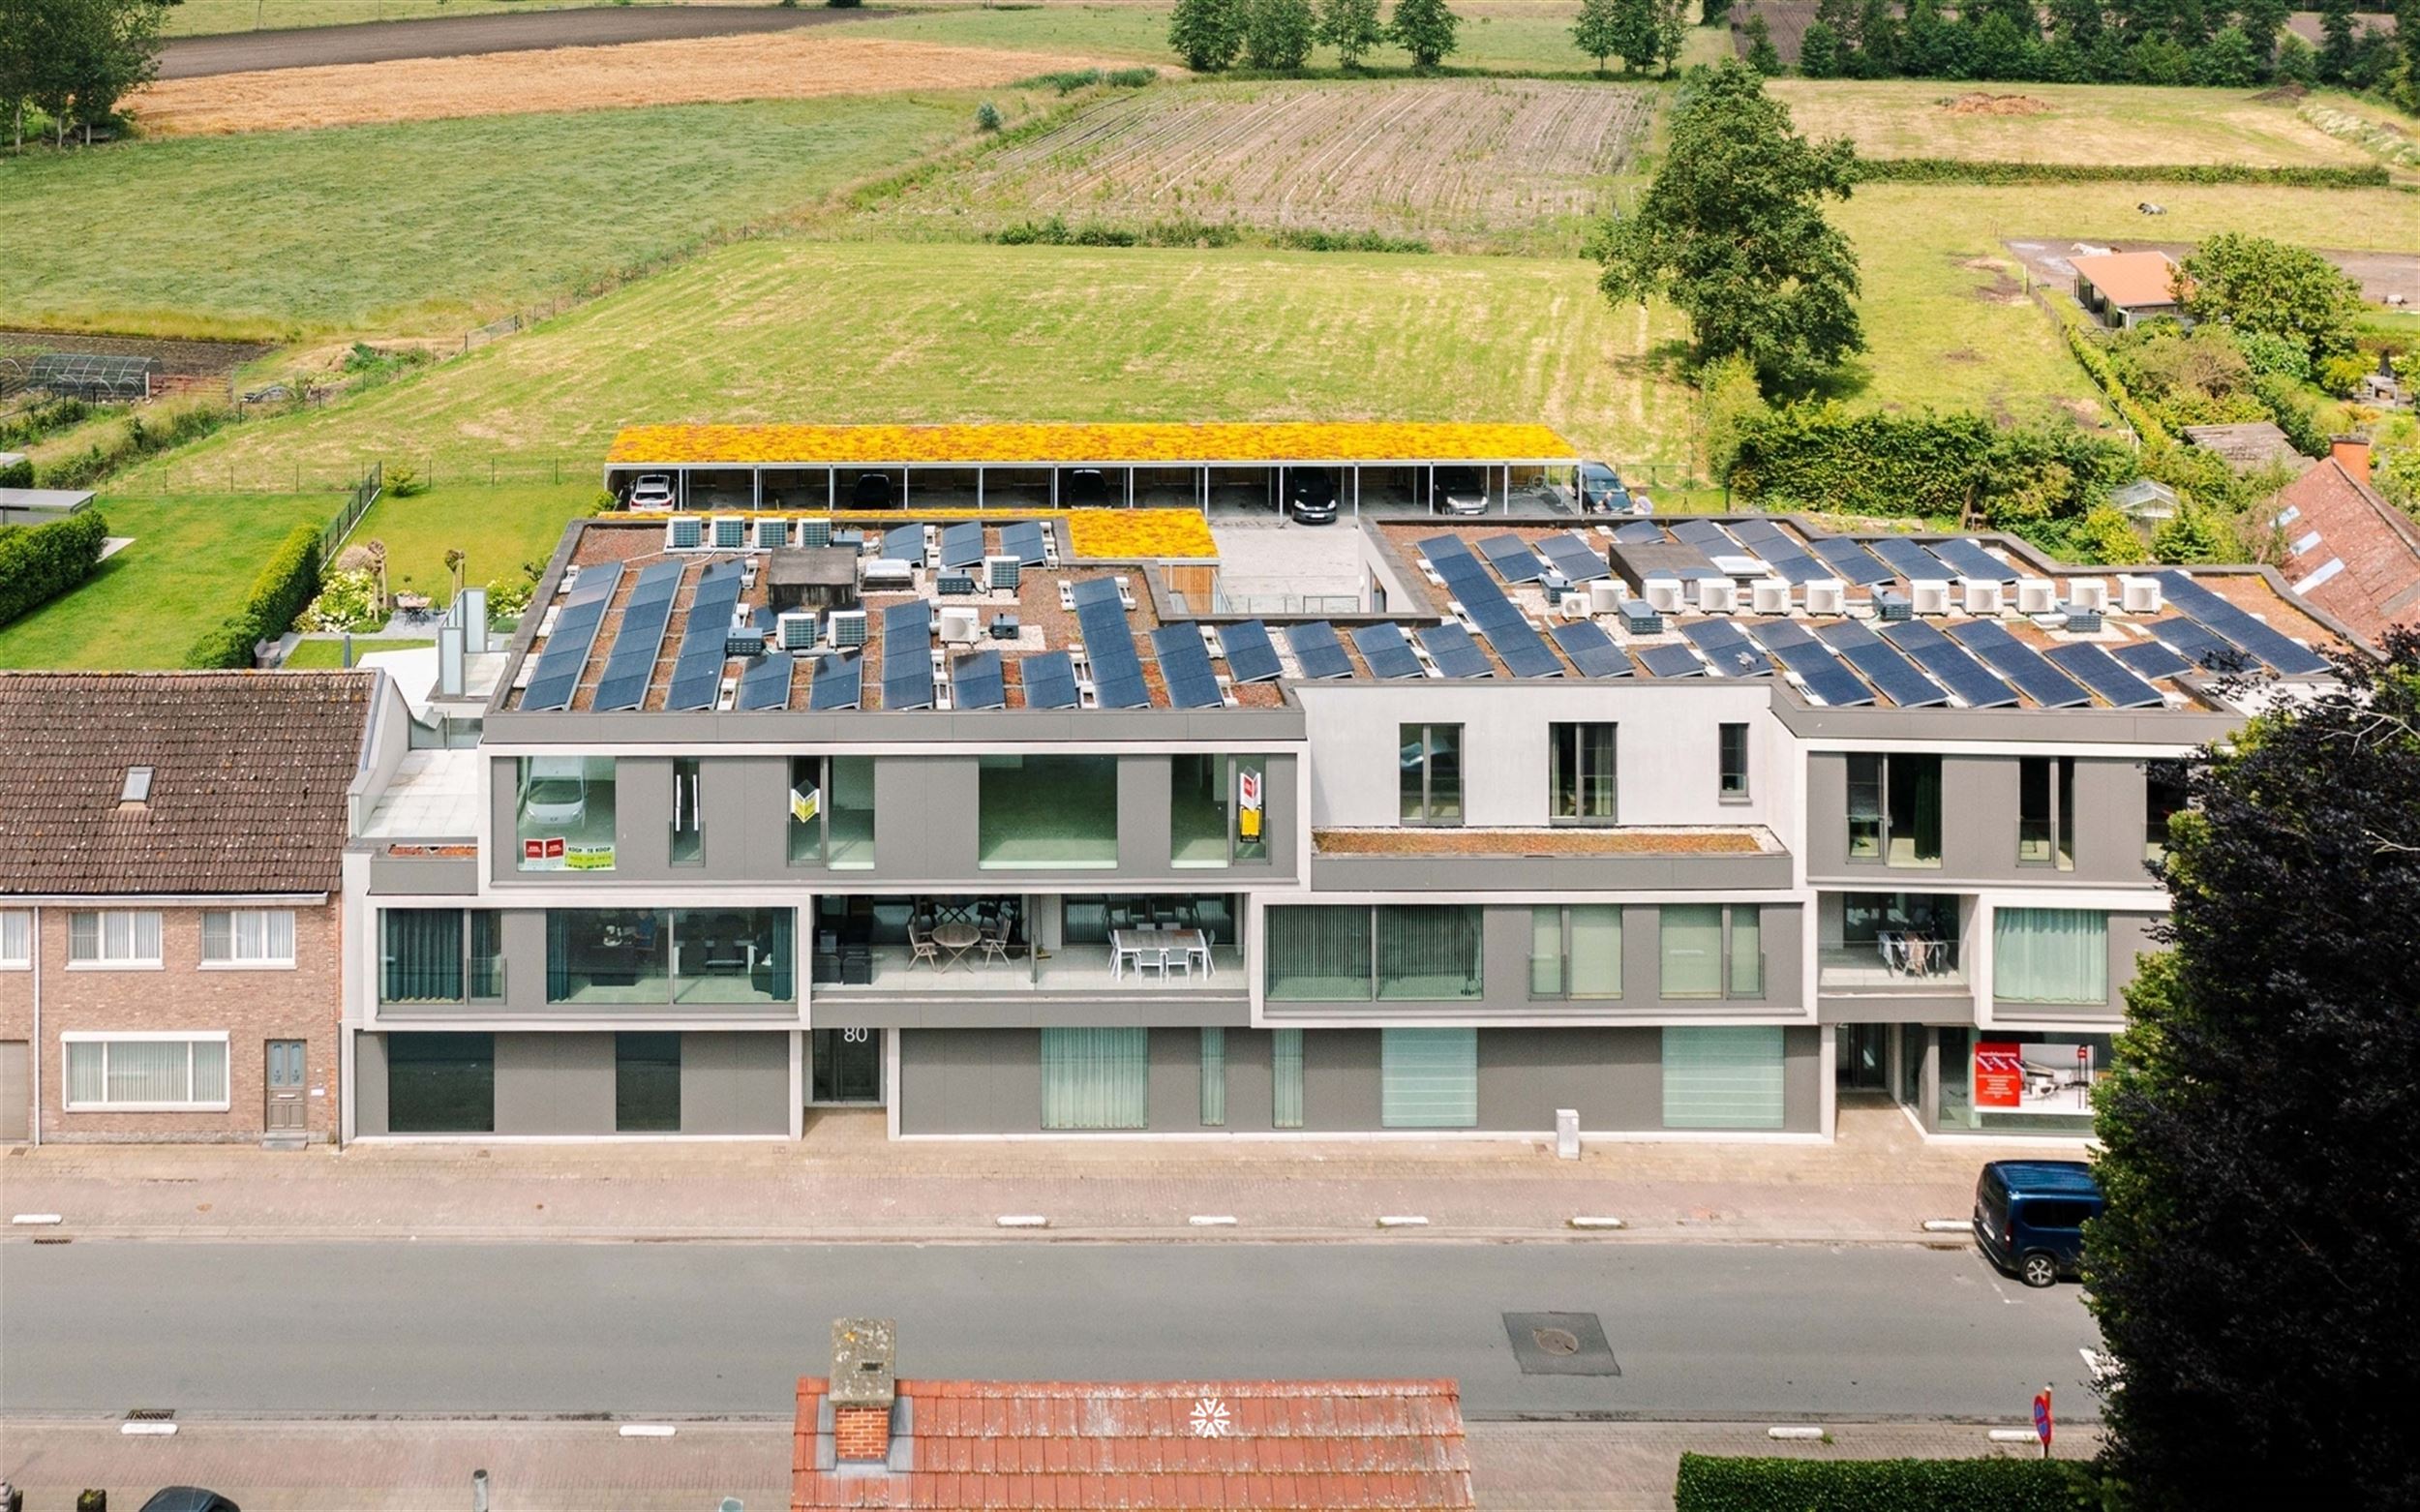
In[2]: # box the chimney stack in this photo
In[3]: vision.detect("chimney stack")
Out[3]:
[2332,435,2373,487]
[831,1317,897,1465]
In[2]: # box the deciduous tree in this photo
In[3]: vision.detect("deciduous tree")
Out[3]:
[2182,232,2366,364]
[1169,0,1247,70]
[1244,0,1317,68]
[1798,17,1844,73]
[1573,0,1626,72]
[1316,0,1386,66]
[1388,0,1462,67]
[1742,12,1783,71]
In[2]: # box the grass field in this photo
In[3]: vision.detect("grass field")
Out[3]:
[1769,80,2376,167]
[164,0,777,37]
[348,482,595,605]
[868,77,1653,251]
[0,94,997,340]
[0,494,333,670]
[137,239,1699,483]
[284,636,434,668]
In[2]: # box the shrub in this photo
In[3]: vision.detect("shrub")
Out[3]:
[827,0,862,9]
[1672,1454,2079,1511]
[302,568,383,632]
[485,573,537,621]
[385,463,427,498]
[41,402,233,490]
[2234,329,2311,382]
[0,508,109,627]
[0,457,32,488]
[2077,502,2150,565]
[0,397,96,452]
[2315,352,2371,397]
[1105,67,1160,86]
[186,522,322,668]
[976,100,1004,132]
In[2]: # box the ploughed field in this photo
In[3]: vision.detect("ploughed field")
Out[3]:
[876,78,1655,249]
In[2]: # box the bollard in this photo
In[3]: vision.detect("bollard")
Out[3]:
[472,1468,490,1512]
[1555,1108,1581,1161]
[721,1500,745,1512]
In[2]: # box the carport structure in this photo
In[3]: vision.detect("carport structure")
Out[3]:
[603,421,1582,516]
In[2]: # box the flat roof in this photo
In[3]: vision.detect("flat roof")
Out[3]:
[607,421,1580,468]
[2072,250,2184,309]
[0,486,98,512]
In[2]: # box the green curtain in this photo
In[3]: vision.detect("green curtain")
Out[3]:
[1199,1028,1225,1128]
[1272,1029,1304,1129]
[1265,906,1373,1000]
[1042,1028,1149,1130]
[381,910,463,1003]
[1375,905,1481,1000]
[1570,905,1622,998]
[1994,909,2107,1004]
[1662,1026,1785,1130]
[1659,905,1724,999]
[1380,1028,1478,1129]
[1727,906,1762,998]
[1528,908,1563,996]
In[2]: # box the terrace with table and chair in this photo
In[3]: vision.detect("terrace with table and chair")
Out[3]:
[811,893,1242,995]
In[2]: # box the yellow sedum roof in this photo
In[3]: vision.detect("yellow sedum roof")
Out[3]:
[1066,509,1217,561]
[607,421,1578,467]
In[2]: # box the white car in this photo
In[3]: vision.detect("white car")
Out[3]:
[627,474,676,510]
[521,757,590,828]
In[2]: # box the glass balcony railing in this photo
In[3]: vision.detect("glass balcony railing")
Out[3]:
[1818,936,1967,991]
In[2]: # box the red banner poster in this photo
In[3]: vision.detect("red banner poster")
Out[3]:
[1975,1042,2026,1109]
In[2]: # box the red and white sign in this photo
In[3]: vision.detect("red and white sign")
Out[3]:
[523,836,566,862]
[1975,1041,2099,1113]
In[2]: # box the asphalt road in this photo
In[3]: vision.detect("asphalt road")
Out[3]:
[0,1241,2098,1422]
[159,4,888,79]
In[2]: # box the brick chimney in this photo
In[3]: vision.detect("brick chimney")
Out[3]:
[831,1317,896,1464]
[2332,435,2373,487]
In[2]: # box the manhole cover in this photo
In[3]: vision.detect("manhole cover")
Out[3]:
[1502,1313,1620,1376]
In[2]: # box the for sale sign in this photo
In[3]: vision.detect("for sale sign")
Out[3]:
[1975,1041,2100,1112]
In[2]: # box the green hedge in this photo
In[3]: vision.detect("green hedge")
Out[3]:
[2062,321,2172,446]
[1673,1454,2079,1511]
[185,522,321,668]
[0,508,109,627]
[1850,158,2391,188]
[1728,403,2131,523]
[0,457,33,489]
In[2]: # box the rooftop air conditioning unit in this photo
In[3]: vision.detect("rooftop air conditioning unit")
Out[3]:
[1873,589,1911,622]
[939,607,981,647]
[2061,602,2104,634]
[797,517,832,549]
[936,572,979,597]
[2121,575,2163,615]
[1558,592,1592,620]
[829,610,868,649]
[753,518,791,551]
[1912,580,1952,617]
[1645,578,1685,615]
[1697,578,1739,614]
[985,555,1020,592]
[1751,579,1792,616]
[664,516,704,552]
[710,515,747,550]
[1804,578,1846,617]
[2070,577,2110,614]
[1963,579,2004,617]
[724,623,767,657]
[2017,578,2058,616]
[1588,579,1625,615]
[776,612,819,652]
[860,559,915,593]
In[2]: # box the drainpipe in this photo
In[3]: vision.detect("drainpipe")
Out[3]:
[28,904,40,1147]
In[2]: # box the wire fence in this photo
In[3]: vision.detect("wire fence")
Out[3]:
[318,461,383,562]
[104,455,598,497]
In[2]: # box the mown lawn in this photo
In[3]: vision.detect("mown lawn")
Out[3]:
[283,637,436,668]
[348,482,596,606]
[1769,79,2375,167]
[0,494,334,670]
[0,95,988,340]
[165,0,775,36]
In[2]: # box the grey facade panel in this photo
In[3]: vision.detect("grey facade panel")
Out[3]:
[897,1027,1044,1135]
[354,1030,389,1136]
[1782,1026,1821,1132]
[1474,1027,1659,1132]
[493,1031,617,1135]
[1309,851,1794,892]
[1121,757,1173,873]
[366,850,480,896]
[1815,752,2168,890]
[1300,1029,1382,1132]
[680,1031,791,1134]
[1818,996,1978,1025]
[1224,1028,1276,1133]
[1146,1027,1203,1131]
[873,756,981,880]
[1772,701,2239,746]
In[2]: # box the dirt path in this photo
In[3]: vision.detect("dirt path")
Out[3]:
[159,3,891,79]
[2005,235,2419,305]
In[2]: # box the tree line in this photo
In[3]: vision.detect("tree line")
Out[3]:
[1169,0,1466,70]
[0,0,173,149]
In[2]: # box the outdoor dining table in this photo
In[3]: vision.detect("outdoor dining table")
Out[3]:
[930,921,981,970]
[1110,928,1211,982]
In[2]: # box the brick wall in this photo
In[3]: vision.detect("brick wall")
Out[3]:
[0,900,343,1144]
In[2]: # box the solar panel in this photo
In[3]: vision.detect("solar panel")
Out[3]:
[1477,533,1547,584]
[1019,650,1079,711]
[1807,537,1894,587]
[1416,533,1480,568]
[1417,621,1494,679]
[1816,620,1950,708]
[879,600,935,711]
[1612,520,1664,545]
[952,650,1007,711]
[1286,621,1353,680]
[1549,620,1632,678]
[1483,621,1565,679]
[521,562,624,711]
[1637,643,1706,678]
[1763,638,1874,707]
[1352,622,1426,680]
[1948,620,2092,708]
[882,524,923,565]
[1760,550,1832,586]
[808,650,863,711]
[1153,626,1225,708]
[1000,520,1048,567]
[1671,519,1737,551]
[939,521,984,569]
[2143,616,2243,671]
[1879,620,2018,709]
[1866,537,1947,582]
[1070,576,1124,610]
[1536,533,1612,584]
[590,561,684,711]
[1682,620,1774,677]
[625,560,683,609]
[2112,639,2192,680]
[735,653,794,711]
[1219,620,1285,683]
[2043,642,2165,709]
[1930,538,2015,583]
[1725,518,1791,550]
[2155,571,2330,676]
[1076,596,1149,709]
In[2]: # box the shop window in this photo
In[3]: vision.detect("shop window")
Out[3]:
[387,1033,495,1134]
[1936,1027,2110,1133]
[980,755,1118,868]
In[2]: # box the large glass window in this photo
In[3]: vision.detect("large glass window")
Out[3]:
[1659,905,1762,1000]
[1376,905,1482,1000]
[1846,754,1940,867]
[2017,757,2075,870]
[980,754,1118,868]
[68,910,161,966]
[1380,1028,1478,1129]
[545,909,794,1005]
[2144,760,2189,863]
[0,910,27,968]
[1400,724,1462,825]
[1719,723,1751,801]
[1528,905,1622,1000]
[1265,906,1376,1000]
[788,755,875,870]
[1662,1026,1785,1130]
[386,1032,494,1134]
[1549,722,1618,824]
[1265,906,1480,1001]
[1041,1027,1148,1130]
[1729,905,1763,998]
[1993,908,2108,1005]
[1199,1028,1225,1127]
[469,911,504,1000]
[1936,1027,2111,1133]
[201,909,295,966]
[516,756,617,871]
[63,1035,228,1110]
[1172,753,1273,869]
[669,758,704,867]
[382,910,464,1003]
[1272,1029,1304,1129]
[616,1032,682,1133]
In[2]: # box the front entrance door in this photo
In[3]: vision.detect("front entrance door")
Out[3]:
[1835,1024,1889,1091]
[265,1040,306,1133]
[810,1028,882,1104]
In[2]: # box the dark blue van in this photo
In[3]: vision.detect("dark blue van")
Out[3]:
[1974,1161,2104,1287]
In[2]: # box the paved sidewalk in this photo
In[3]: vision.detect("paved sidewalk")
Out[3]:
[0,1102,2053,1246]
[0,1417,2102,1512]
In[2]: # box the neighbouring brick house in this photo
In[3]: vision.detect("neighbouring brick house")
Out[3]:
[2271,438,2420,648]
[0,671,396,1145]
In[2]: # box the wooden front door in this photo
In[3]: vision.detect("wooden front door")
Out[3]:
[264,1040,306,1133]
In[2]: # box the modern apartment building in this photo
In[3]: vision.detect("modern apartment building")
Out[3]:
[334,422,2355,1145]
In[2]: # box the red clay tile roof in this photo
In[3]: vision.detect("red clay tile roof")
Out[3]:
[794,1377,1474,1510]
[2274,457,2420,647]
[0,671,375,895]
[2072,250,2186,309]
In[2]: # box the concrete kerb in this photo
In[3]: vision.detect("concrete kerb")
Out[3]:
[0,1222,1992,1246]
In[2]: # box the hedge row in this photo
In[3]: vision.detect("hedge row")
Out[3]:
[1673,1454,2079,1511]
[1728,404,2131,522]
[0,509,109,627]
[185,522,321,668]
[1849,157,2391,188]
[2062,321,2173,446]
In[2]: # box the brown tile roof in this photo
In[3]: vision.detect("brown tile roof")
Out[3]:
[0,671,374,895]
[2181,422,2298,473]
[2072,250,2185,310]
[2273,457,2420,647]
[794,1377,1474,1510]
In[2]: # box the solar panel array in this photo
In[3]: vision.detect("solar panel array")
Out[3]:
[953,650,1007,711]
[809,650,863,711]
[1817,620,1950,710]
[1286,621,1354,680]
[737,651,794,711]
[1745,620,1872,707]
[1879,620,2018,710]
[1808,537,1893,588]
[1866,537,1946,583]
[2042,642,2163,710]
[665,562,745,711]
[1680,620,1772,678]
[1949,619,2091,709]
[1477,533,1547,584]
[1417,621,1494,680]
[1152,625,1225,709]
[1638,643,1706,678]
[1535,533,1612,584]
[1928,538,2016,584]
[2156,571,2329,676]
[1220,620,1286,683]
[521,563,625,711]
[881,601,935,711]
[1549,620,1632,679]
[1021,650,1080,711]
[1352,622,1425,680]
[1076,590,1150,710]
[591,561,683,711]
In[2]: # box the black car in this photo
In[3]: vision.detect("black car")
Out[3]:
[1576,460,1630,514]
[1285,469,1339,525]
[139,1491,242,1512]
[1062,469,1110,507]
[850,471,894,509]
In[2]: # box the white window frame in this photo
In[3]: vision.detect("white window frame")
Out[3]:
[61,1031,232,1113]
[66,909,164,970]
[0,909,29,970]
[200,908,297,970]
